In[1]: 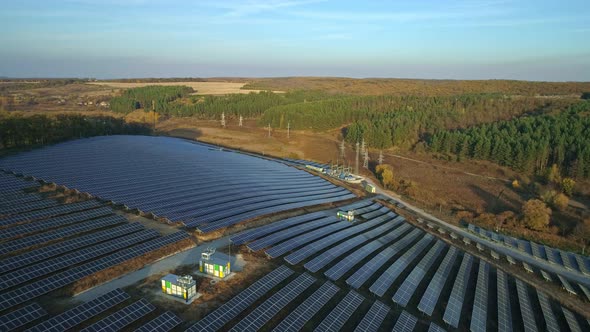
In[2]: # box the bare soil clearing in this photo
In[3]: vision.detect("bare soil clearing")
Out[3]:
[89,81,282,95]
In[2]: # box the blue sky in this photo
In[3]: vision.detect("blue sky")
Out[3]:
[1,0,589,80]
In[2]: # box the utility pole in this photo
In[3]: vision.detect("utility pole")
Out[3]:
[355,142,360,174]
[239,115,243,127]
[221,112,226,128]
[340,140,346,162]
[363,149,369,169]
[287,121,290,139]
[152,100,156,130]
[378,150,384,165]
[268,123,271,138]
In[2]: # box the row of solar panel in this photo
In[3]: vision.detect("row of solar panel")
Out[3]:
[0,172,39,194]
[0,288,183,331]
[467,223,590,276]
[0,231,189,312]
[187,265,431,332]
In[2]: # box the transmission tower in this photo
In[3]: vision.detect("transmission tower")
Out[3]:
[363,150,369,169]
[355,142,360,174]
[287,122,290,139]
[340,140,346,161]
[378,150,384,165]
[361,138,366,154]
[221,112,226,128]
[239,115,243,127]
[268,123,271,138]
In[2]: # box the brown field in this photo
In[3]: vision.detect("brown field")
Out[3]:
[89,81,282,95]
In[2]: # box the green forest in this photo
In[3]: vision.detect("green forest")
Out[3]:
[0,114,152,149]
[428,101,590,179]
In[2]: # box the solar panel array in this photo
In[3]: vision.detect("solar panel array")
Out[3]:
[304,218,402,273]
[0,213,124,255]
[230,211,328,245]
[0,229,159,291]
[314,290,364,332]
[536,291,560,332]
[229,273,316,331]
[187,265,293,331]
[0,231,188,311]
[27,288,130,332]
[0,136,353,233]
[0,172,39,193]
[515,279,539,332]
[80,299,155,332]
[0,206,113,241]
[248,216,340,252]
[0,303,47,331]
[346,228,423,289]
[0,199,59,216]
[272,281,339,332]
[466,222,590,277]
[0,222,143,272]
[470,261,489,332]
[442,253,474,328]
[497,270,513,332]
[284,213,394,265]
[562,307,583,332]
[325,223,413,281]
[135,311,182,332]
[392,240,446,306]
[392,311,418,332]
[353,300,389,332]
[265,220,351,258]
[370,234,434,297]
[0,200,103,228]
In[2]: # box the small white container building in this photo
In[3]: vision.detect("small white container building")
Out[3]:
[160,274,197,301]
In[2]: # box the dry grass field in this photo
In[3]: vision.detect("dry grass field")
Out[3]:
[89,81,281,95]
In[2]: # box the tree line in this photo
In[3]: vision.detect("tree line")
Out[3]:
[259,94,575,148]
[110,86,329,118]
[428,101,590,179]
[0,114,152,149]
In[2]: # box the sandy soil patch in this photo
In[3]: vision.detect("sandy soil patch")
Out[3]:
[88,82,281,95]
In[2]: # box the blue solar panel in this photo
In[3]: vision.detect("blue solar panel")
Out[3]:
[470,261,489,332]
[314,290,364,332]
[0,200,103,228]
[325,223,413,281]
[231,211,328,245]
[0,136,353,234]
[27,288,130,332]
[247,216,339,252]
[272,281,339,332]
[353,300,389,332]
[80,299,155,332]
[229,273,316,331]
[284,213,395,265]
[369,234,433,297]
[187,265,293,331]
[0,303,47,331]
[304,217,402,273]
[515,279,539,332]
[392,311,418,332]
[497,270,513,332]
[135,311,182,332]
[442,253,473,328]
[392,240,446,306]
[346,228,423,289]
[0,231,188,311]
[417,246,459,316]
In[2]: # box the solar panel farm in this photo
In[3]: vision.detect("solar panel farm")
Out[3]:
[0,135,588,332]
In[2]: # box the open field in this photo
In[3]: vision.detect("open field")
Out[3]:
[89,81,281,95]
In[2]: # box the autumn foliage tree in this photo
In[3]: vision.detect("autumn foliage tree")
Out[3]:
[375,164,396,190]
[522,199,552,231]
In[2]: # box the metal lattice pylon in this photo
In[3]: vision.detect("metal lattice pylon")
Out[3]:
[221,112,226,128]
[239,115,243,127]
[363,149,369,169]
[378,150,384,165]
